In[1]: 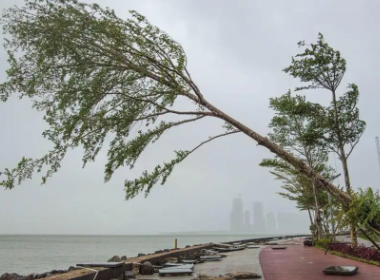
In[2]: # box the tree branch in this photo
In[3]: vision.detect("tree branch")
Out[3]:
[346,131,364,159]
[186,130,241,155]
[118,91,214,116]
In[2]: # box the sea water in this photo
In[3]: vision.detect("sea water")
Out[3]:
[0,234,266,275]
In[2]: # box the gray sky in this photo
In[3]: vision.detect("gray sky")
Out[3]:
[1,0,379,235]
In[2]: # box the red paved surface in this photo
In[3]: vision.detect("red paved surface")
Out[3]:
[259,243,380,280]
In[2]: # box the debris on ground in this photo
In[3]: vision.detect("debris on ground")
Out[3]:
[163,257,178,263]
[158,264,195,276]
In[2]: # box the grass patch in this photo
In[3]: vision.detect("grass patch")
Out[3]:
[315,245,380,267]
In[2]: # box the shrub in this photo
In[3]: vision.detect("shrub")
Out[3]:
[315,238,331,249]
[328,243,380,262]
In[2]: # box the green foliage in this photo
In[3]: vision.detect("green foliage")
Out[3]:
[262,90,337,215]
[283,33,346,92]
[310,84,366,159]
[314,238,331,249]
[261,158,331,213]
[338,187,380,229]
[283,33,366,176]
[268,90,324,152]
[0,0,242,198]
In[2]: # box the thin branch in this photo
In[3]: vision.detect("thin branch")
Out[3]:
[346,132,363,159]
[186,130,241,155]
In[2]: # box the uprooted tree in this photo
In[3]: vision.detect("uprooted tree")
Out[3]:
[0,0,378,239]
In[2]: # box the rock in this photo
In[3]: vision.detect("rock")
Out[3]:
[68,266,79,272]
[49,270,65,275]
[140,262,154,275]
[137,253,146,257]
[108,255,121,262]
[120,256,127,261]
[0,273,24,280]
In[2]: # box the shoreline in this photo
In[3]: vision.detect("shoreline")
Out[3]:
[0,234,308,280]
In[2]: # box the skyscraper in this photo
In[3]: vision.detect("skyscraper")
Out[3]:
[266,212,277,234]
[253,201,266,233]
[230,196,244,232]
[244,210,251,231]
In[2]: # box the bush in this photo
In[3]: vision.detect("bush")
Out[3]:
[328,243,380,262]
[314,238,331,249]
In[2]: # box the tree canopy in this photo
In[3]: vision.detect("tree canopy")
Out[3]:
[0,0,357,211]
[0,0,240,199]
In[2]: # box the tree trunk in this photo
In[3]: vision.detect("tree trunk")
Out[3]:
[307,209,316,240]
[307,209,314,227]
[331,90,358,247]
[351,226,358,247]
[341,156,358,247]
[200,98,380,246]
[311,180,323,239]
[202,99,352,205]
[304,147,323,240]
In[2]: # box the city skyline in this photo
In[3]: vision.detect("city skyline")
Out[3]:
[230,196,309,234]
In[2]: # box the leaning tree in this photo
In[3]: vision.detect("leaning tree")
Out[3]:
[0,0,377,237]
[283,34,366,246]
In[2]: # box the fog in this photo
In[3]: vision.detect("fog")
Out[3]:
[1,0,379,235]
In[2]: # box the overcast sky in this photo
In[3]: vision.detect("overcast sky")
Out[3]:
[1,0,379,235]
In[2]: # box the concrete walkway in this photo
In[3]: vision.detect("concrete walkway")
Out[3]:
[136,246,266,280]
[259,243,380,280]
[194,246,264,277]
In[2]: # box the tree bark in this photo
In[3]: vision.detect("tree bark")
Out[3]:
[307,209,314,227]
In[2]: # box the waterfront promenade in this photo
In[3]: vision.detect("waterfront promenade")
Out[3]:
[260,240,380,279]
[24,237,380,280]
[134,237,380,280]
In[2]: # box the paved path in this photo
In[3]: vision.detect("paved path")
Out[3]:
[260,244,380,280]
[137,246,266,280]
[194,246,264,277]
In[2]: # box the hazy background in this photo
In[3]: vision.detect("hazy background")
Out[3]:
[1,0,379,235]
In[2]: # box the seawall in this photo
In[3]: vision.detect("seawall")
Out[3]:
[38,234,308,280]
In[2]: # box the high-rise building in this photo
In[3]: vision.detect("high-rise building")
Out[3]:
[253,201,266,233]
[230,197,244,232]
[244,210,251,231]
[266,212,277,234]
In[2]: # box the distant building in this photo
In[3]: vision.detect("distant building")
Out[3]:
[230,197,244,232]
[244,210,251,231]
[253,202,266,233]
[266,212,277,234]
